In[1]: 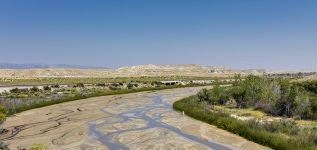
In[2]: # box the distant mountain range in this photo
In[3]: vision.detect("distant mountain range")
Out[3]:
[0,63,314,79]
[0,63,109,69]
[0,64,237,78]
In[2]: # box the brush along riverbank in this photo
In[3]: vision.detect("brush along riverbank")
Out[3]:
[173,96,317,150]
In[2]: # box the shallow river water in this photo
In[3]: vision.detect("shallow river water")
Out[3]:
[87,93,233,150]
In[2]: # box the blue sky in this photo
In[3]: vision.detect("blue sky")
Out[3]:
[0,0,316,70]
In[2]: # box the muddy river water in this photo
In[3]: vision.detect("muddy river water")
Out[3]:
[0,87,269,150]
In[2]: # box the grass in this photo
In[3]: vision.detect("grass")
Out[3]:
[173,96,317,150]
[296,120,317,127]
[213,105,266,119]
[30,143,47,150]
[214,105,317,128]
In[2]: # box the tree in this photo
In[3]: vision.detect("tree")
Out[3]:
[254,78,279,113]
[231,86,247,108]
[243,75,264,106]
[294,93,311,119]
[211,80,222,105]
[233,74,242,86]
[309,97,317,119]
[197,89,211,104]
[261,78,279,103]
[274,81,299,117]
[286,85,299,117]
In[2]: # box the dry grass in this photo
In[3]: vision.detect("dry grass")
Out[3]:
[296,120,317,127]
[213,105,267,119]
[214,105,317,128]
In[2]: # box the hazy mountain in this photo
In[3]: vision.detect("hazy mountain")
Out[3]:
[0,64,292,78]
[52,64,109,69]
[0,63,108,69]
[0,63,49,69]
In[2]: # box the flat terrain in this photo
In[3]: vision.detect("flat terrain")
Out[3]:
[0,87,269,150]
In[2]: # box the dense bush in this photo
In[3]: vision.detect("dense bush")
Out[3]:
[10,88,22,93]
[197,88,211,103]
[52,84,60,88]
[96,83,106,87]
[74,83,85,88]
[297,81,317,94]
[43,85,51,91]
[109,85,119,90]
[206,75,317,119]
[30,86,40,92]
[173,97,317,150]
[127,83,137,89]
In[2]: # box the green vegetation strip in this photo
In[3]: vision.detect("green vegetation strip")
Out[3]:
[0,76,227,86]
[10,84,204,115]
[173,96,316,150]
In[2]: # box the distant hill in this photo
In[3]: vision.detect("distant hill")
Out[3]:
[0,64,281,78]
[116,64,237,76]
[0,63,314,79]
[0,63,108,69]
[0,64,240,78]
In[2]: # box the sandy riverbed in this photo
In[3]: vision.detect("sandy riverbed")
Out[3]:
[0,87,269,150]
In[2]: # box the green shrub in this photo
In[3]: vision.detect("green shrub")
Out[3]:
[74,83,85,88]
[96,83,106,86]
[30,143,47,150]
[52,84,60,88]
[127,83,134,89]
[43,85,51,91]
[197,88,211,103]
[0,104,6,123]
[30,86,40,92]
[173,97,316,150]
[10,88,21,93]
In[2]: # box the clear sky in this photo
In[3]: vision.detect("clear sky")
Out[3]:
[0,0,316,70]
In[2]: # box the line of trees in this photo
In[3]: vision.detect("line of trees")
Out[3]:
[296,80,317,94]
[198,75,317,119]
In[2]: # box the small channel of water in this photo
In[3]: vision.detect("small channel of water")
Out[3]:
[87,93,233,150]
